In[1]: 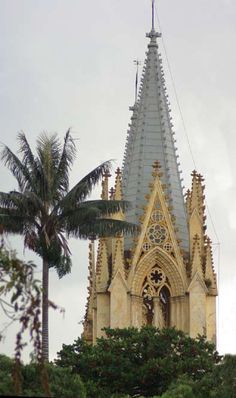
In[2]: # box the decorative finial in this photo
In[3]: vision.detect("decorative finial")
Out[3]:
[109,187,115,200]
[103,169,111,178]
[115,167,121,176]
[206,236,212,246]
[146,0,161,41]
[152,160,161,171]
[193,234,200,242]
[191,170,198,178]
[152,160,163,178]
[133,59,141,103]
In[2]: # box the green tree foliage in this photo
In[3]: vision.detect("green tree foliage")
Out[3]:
[158,378,195,398]
[1,340,235,398]
[195,354,236,398]
[0,131,137,360]
[0,354,14,396]
[56,326,220,397]
[0,354,86,397]
[212,354,236,398]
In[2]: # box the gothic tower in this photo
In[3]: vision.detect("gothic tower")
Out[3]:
[83,2,217,344]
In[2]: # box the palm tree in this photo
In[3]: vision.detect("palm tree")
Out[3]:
[0,131,137,360]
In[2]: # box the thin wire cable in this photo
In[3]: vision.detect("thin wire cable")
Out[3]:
[153,2,221,349]
[206,204,220,245]
[154,4,220,247]
[154,6,197,170]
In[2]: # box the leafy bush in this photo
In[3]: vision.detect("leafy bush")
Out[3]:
[0,355,86,397]
[56,326,219,397]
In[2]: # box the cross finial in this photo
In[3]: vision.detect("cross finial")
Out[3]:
[109,187,115,200]
[115,167,121,176]
[146,0,161,41]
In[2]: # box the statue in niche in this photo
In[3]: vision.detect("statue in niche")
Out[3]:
[142,267,171,327]
[142,283,154,325]
[154,297,165,328]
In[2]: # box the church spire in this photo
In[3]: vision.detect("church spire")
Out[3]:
[83,1,217,346]
[122,1,189,252]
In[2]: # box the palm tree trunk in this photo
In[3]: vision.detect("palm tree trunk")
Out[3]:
[42,258,49,361]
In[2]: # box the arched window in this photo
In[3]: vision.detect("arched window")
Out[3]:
[141,265,171,327]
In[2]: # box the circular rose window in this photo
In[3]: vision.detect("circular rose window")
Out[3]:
[147,224,167,245]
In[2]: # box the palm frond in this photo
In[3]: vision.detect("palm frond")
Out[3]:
[17,132,37,172]
[59,200,132,231]
[0,210,31,234]
[0,145,32,192]
[60,205,101,232]
[0,191,43,219]
[0,191,20,209]
[0,190,43,238]
[16,132,43,194]
[55,255,72,279]
[54,129,76,197]
[24,228,38,251]
[68,218,139,239]
[79,200,131,214]
[36,132,61,166]
[57,161,112,213]
[36,133,63,203]
[33,232,72,276]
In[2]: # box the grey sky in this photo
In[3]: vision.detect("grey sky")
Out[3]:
[0,0,236,361]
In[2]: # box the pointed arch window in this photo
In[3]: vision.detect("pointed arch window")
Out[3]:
[142,265,171,327]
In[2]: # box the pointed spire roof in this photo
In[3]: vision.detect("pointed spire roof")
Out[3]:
[114,167,123,201]
[122,3,189,252]
[204,236,217,293]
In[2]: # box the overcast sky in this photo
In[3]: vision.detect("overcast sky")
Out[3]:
[0,0,236,362]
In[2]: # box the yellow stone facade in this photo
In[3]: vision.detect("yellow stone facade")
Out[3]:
[83,2,217,343]
[83,165,217,344]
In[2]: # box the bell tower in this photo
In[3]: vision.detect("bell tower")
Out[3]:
[83,1,217,344]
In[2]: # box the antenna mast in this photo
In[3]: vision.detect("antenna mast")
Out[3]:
[152,0,155,31]
[134,59,141,103]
